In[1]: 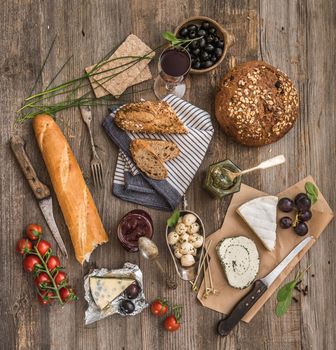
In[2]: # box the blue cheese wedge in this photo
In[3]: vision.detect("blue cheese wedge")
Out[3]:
[89,277,135,309]
[237,195,278,251]
[216,236,259,289]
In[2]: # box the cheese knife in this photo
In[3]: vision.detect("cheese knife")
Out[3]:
[217,235,312,336]
[10,135,68,257]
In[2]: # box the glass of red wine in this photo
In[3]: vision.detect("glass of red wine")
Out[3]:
[153,46,191,99]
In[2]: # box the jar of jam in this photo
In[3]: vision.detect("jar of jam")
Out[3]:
[117,210,154,252]
[204,159,242,198]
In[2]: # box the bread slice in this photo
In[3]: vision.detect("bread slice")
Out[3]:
[130,142,168,180]
[115,101,187,134]
[131,139,180,162]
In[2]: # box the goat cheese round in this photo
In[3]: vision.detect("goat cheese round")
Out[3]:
[174,248,183,259]
[188,222,200,234]
[167,231,179,245]
[191,234,203,248]
[182,213,197,226]
[216,236,260,289]
[180,242,194,255]
[175,223,188,235]
[179,233,190,244]
[180,254,195,267]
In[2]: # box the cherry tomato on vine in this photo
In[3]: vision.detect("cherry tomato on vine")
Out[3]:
[164,315,180,332]
[16,238,32,255]
[23,255,42,272]
[34,272,51,289]
[26,224,42,241]
[38,291,54,305]
[54,271,67,286]
[59,287,76,302]
[150,299,169,316]
[46,256,61,272]
[35,239,51,256]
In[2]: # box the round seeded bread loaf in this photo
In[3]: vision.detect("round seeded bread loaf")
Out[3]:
[215,61,299,146]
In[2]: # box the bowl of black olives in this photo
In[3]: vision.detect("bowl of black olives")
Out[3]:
[174,16,235,73]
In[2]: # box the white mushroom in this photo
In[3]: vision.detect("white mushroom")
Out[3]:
[167,231,179,245]
[178,233,189,244]
[175,223,188,235]
[188,222,200,234]
[182,213,197,226]
[180,242,194,255]
[174,248,183,259]
[180,254,195,267]
[192,234,204,248]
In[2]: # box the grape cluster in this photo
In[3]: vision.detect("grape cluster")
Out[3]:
[278,193,312,236]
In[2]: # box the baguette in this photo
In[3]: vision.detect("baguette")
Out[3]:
[115,101,187,134]
[130,141,167,180]
[33,115,108,264]
[131,139,180,161]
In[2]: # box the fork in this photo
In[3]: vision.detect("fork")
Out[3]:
[79,106,104,187]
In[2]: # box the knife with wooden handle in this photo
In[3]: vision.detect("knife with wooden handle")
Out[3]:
[10,135,68,257]
[217,236,313,336]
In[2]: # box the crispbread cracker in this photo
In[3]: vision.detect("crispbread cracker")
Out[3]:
[85,34,154,98]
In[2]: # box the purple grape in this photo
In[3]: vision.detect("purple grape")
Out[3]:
[298,210,312,222]
[294,222,308,236]
[279,217,292,229]
[125,283,140,299]
[294,193,311,211]
[277,198,294,212]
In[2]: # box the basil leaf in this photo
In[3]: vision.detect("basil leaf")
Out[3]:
[167,209,180,227]
[162,31,178,43]
[305,182,318,204]
[276,280,296,302]
[275,296,292,317]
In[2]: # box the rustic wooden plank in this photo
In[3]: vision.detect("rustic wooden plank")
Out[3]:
[0,0,335,349]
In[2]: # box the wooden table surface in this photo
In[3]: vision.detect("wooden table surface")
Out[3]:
[1,0,335,349]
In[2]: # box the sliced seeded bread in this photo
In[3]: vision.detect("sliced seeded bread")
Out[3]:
[115,101,187,134]
[130,142,168,180]
[131,139,180,162]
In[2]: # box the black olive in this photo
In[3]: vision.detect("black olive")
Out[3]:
[213,35,220,44]
[198,38,206,48]
[216,40,224,48]
[205,44,215,52]
[201,60,213,68]
[206,34,214,43]
[179,27,188,37]
[190,40,199,49]
[192,48,201,56]
[187,24,197,32]
[189,30,196,39]
[197,29,206,37]
[214,47,223,58]
[200,51,209,61]
[201,21,210,30]
[210,55,217,62]
[192,60,201,69]
[208,26,217,34]
[119,299,135,314]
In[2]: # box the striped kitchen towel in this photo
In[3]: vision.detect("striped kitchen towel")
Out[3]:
[102,94,214,211]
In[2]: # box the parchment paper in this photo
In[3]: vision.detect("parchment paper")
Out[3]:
[197,176,334,323]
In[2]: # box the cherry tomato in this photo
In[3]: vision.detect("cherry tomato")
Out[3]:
[16,238,32,255]
[35,240,51,256]
[34,272,51,289]
[38,291,54,305]
[150,299,168,316]
[59,287,76,302]
[54,271,67,285]
[46,256,61,272]
[23,255,42,272]
[26,224,42,241]
[164,315,180,332]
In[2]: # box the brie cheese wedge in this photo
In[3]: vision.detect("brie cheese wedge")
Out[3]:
[89,277,135,309]
[216,236,259,289]
[237,195,278,251]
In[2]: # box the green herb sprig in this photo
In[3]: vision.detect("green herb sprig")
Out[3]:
[162,31,202,48]
[167,209,180,227]
[305,182,318,204]
[275,265,310,317]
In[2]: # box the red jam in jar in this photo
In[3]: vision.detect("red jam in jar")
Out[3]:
[117,210,153,252]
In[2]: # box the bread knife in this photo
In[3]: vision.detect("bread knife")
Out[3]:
[217,235,313,336]
[10,135,68,258]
